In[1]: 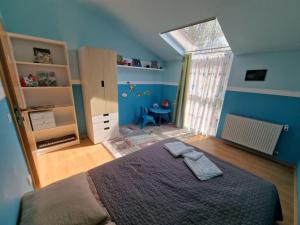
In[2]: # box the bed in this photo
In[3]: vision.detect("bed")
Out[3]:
[89,138,283,225]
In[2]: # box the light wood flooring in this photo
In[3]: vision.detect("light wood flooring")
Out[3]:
[34,136,295,225]
[34,138,114,187]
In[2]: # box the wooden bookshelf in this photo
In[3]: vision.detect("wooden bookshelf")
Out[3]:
[6,32,80,153]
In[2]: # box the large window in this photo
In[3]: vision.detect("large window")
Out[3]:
[162,19,232,136]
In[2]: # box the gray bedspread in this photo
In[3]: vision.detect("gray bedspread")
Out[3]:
[89,138,282,225]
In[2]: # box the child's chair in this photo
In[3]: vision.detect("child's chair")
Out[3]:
[139,106,156,128]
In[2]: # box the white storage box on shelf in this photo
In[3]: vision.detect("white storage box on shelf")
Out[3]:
[29,111,56,131]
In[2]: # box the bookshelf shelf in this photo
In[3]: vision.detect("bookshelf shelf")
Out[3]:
[15,61,68,68]
[32,121,76,135]
[22,86,70,90]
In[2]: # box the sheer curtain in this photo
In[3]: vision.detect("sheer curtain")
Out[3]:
[183,51,232,136]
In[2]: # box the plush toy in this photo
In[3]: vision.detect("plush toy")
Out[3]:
[20,74,38,87]
[161,99,170,108]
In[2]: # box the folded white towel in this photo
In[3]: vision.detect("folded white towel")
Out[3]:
[164,141,194,157]
[183,150,204,161]
[184,156,223,181]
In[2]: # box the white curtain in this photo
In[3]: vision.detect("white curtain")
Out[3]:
[184,51,233,136]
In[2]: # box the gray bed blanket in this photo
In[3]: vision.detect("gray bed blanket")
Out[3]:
[89,138,282,225]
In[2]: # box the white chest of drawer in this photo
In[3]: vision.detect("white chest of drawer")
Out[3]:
[91,112,119,144]
[29,111,56,131]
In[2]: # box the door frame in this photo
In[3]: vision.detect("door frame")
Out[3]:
[0,20,40,188]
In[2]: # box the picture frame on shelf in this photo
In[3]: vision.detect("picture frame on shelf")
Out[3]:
[33,47,53,64]
[132,58,142,67]
[37,71,57,87]
[151,60,159,69]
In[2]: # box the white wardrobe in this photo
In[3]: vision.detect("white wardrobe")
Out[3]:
[78,47,119,144]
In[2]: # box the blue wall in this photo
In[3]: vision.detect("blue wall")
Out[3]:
[218,51,300,222]
[162,60,182,83]
[228,51,300,91]
[0,0,163,80]
[0,0,178,137]
[217,50,300,165]
[73,83,178,135]
[118,84,162,125]
[72,85,86,137]
[0,92,33,225]
[297,161,300,224]
[217,91,300,164]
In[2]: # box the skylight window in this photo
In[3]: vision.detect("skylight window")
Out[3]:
[161,18,230,54]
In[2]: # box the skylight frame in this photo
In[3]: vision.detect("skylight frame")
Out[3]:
[160,17,230,55]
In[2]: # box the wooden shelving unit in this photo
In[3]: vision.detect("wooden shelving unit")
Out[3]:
[6,32,80,154]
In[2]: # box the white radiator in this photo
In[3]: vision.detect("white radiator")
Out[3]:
[221,114,283,155]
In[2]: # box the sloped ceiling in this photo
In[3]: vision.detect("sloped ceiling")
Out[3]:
[83,0,300,60]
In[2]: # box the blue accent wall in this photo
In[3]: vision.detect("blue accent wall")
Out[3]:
[161,85,178,113]
[217,91,300,165]
[118,84,162,125]
[72,84,86,137]
[0,97,33,225]
[72,83,178,134]
[297,161,300,223]
[217,50,300,165]
[218,50,300,220]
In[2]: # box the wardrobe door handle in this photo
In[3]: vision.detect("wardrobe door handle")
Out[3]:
[101,80,105,87]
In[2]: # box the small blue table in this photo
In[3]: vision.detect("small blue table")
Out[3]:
[149,107,171,125]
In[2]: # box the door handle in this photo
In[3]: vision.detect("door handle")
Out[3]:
[101,80,105,87]
[14,106,24,127]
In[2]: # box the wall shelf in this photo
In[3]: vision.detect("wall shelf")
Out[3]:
[117,64,164,71]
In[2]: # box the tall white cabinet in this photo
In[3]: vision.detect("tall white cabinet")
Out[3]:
[78,47,119,144]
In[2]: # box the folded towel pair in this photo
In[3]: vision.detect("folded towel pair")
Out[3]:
[164,141,222,181]
[182,151,204,161]
[163,141,194,157]
[184,156,223,181]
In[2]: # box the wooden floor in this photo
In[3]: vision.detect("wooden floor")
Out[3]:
[34,138,114,187]
[34,136,295,225]
[189,138,295,225]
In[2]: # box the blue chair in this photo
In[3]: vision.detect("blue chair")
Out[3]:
[139,106,156,128]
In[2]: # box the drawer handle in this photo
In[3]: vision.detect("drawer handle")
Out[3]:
[104,127,110,130]
[103,113,109,117]
[104,120,109,123]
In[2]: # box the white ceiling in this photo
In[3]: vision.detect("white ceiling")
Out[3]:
[83,0,300,60]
